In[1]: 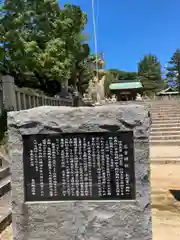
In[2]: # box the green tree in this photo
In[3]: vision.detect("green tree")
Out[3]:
[108,69,123,80]
[138,54,163,95]
[104,71,115,97]
[125,72,138,80]
[0,1,91,95]
[166,49,180,93]
[108,69,138,81]
[69,43,94,94]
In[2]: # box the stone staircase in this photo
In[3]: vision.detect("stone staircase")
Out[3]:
[0,154,11,233]
[149,100,180,145]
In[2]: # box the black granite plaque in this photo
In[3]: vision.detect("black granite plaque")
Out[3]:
[23,131,135,201]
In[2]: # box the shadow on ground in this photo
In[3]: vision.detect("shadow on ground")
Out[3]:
[169,190,180,201]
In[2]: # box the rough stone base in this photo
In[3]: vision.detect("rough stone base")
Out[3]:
[8,104,152,240]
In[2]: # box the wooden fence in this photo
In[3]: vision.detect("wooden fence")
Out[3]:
[0,75,72,112]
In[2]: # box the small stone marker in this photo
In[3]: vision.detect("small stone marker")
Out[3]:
[8,104,152,240]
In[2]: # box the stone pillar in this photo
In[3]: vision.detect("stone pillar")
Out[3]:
[60,79,69,97]
[2,75,17,110]
[8,104,152,240]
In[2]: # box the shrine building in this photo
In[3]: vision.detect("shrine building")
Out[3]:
[109,79,143,101]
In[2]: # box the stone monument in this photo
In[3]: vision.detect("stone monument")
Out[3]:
[8,104,152,240]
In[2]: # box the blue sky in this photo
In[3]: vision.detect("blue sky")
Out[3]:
[60,0,180,72]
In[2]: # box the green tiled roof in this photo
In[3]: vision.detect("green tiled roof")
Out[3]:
[157,87,178,95]
[109,81,143,90]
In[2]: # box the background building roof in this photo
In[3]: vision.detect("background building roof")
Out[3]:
[109,80,143,90]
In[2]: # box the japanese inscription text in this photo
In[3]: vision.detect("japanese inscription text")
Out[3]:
[23,131,135,201]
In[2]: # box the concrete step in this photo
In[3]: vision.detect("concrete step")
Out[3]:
[151,156,180,160]
[150,101,180,104]
[152,119,180,123]
[152,117,180,121]
[152,119,180,124]
[125,100,180,105]
[150,135,180,140]
[0,175,11,198]
[152,113,180,116]
[152,115,180,118]
[152,123,180,126]
[150,106,180,109]
[150,155,180,164]
[150,105,180,108]
[151,107,180,109]
[150,139,180,145]
[152,109,180,111]
[151,159,180,164]
[151,123,180,128]
[151,131,180,136]
[0,166,10,180]
[0,191,12,233]
[151,112,180,115]
[151,113,180,118]
[150,108,180,111]
[151,126,180,132]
